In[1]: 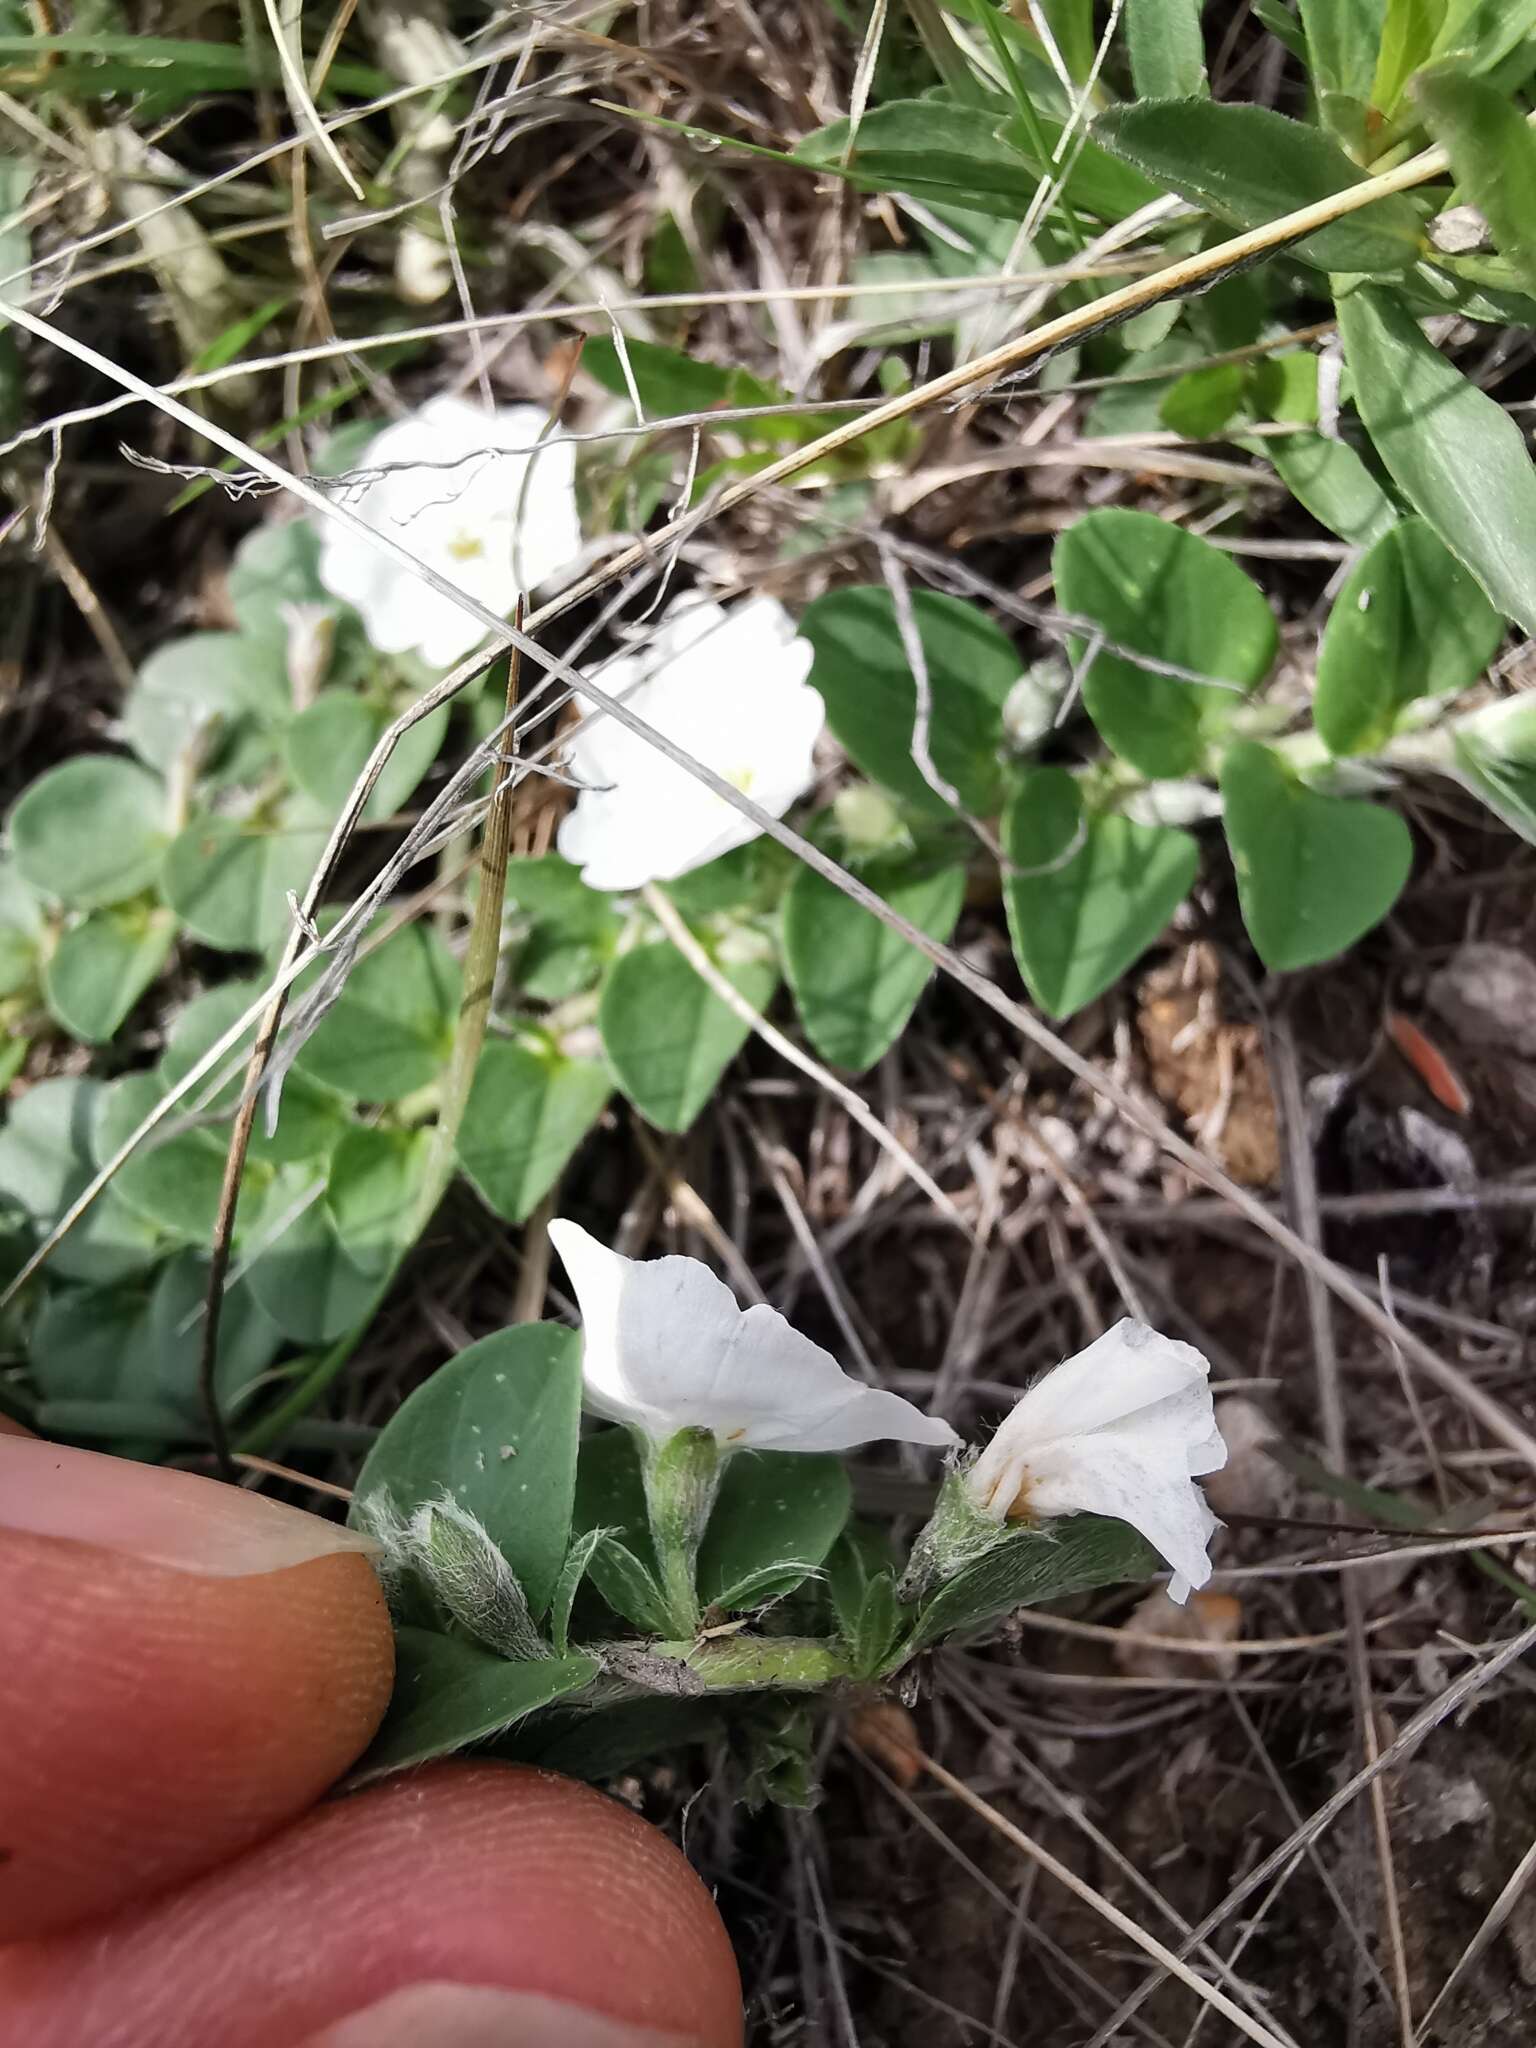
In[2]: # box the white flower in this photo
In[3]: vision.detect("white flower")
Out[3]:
[316,394,582,668]
[556,596,824,892]
[549,1219,958,1454]
[966,1319,1226,1602]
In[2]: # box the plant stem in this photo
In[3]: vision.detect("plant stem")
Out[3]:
[407,642,519,1239]
[640,1637,856,1691]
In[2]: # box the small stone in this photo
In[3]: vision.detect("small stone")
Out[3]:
[1427,943,1536,1060]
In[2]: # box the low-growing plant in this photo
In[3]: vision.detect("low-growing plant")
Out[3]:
[5,0,1536,1801]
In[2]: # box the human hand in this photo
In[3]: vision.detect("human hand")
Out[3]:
[0,1424,742,2047]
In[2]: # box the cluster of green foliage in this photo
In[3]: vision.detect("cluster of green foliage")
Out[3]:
[7,0,1536,1486]
[343,1325,1152,1794]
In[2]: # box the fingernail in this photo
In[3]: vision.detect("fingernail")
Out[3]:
[306,1985,698,2048]
[0,1435,381,1578]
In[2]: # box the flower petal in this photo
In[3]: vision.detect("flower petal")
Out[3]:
[549,1219,958,1453]
[1024,1433,1220,1602]
[1009,1320,1214,1442]
[555,595,823,892]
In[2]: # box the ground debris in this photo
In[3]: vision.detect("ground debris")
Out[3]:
[1138,944,1280,1187]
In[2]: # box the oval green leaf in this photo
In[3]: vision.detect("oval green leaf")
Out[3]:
[122,631,289,779]
[161,807,328,952]
[351,1322,583,1618]
[782,854,965,1073]
[698,1450,853,1611]
[799,586,1019,818]
[11,757,168,909]
[457,1039,611,1225]
[599,936,777,1133]
[355,1631,598,1782]
[1338,282,1536,634]
[1092,100,1425,274]
[294,919,459,1101]
[1055,509,1277,779]
[42,902,176,1044]
[284,691,448,823]
[1315,518,1504,755]
[1002,767,1199,1020]
[1219,741,1413,970]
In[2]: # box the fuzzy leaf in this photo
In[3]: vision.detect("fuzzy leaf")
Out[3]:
[355,1632,597,1782]
[351,1322,583,1617]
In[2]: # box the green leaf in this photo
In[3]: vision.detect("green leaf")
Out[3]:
[599,937,777,1133]
[1219,741,1413,970]
[1450,699,1536,843]
[161,807,328,952]
[122,632,290,779]
[94,1072,240,1244]
[503,855,623,1002]
[1002,768,1198,1019]
[1431,0,1536,72]
[1338,282,1536,633]
[284,692,448,824]
[795,99,1160,224]
[456,1039,611,1225]
[1260,431,1400,546]
[1315,518,1504,754]
[1126,0,1208,97]
[1159,362,1247,438]
[698,1451,852,1611]
[226,519,329,642]
[522,1698,724,1782]
[1092,101,1425,274]
[1373,0,1447,110]
[903,1516,1160,1655]
[1247,352,1321,427]
[159,981,348,1165]
[241,1187,375,1343]
[244,1128,425,1343]
[782,855,965,1073]
[30,1256,283,1424]
[11,757,168,909]
[1055,509,1277,778]
[294,920,459,1101]
[583,335,781,421]
[351,1322,583,1616]
[799,587,1020,818]
[1299,0,1387,97]
[0,858,43,998]
[0,1076,164,1284]
[1417,67,1536,295]
[570,1427,668,1630]
[43,902,176,1044]
[549,1527,609,1654]
[355,1630,597,1782]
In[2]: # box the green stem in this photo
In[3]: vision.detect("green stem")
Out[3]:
[640,1637,856,1691]
[643,1428,722,1638]
[409,651,517,1239]
[975,1,1090,257]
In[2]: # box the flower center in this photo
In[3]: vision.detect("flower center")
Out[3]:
[446,530,486,563]
[726,764,757,795]
[1001,1471,1037,1523]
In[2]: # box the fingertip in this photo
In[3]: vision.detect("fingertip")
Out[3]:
[5,1764,742,2048]
[0,1528,393,1938]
